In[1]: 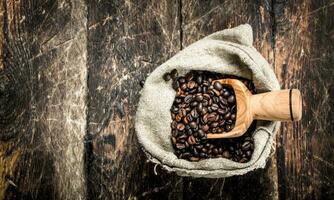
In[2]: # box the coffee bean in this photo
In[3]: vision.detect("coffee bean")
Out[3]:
[163,73,172,81]
[201,124,209,132]
[180,83,187,91]
[178,77,186,84]
[195,94,204,102]
[197,103,203,112]
[175,114,182,122]
[217,108,228,115]
[170,69,178,80]
[191,109,199,118]
[200,153,207,158]
[240,158,248,163]
[222,151,231,158]
[207,113,217,122]
[189,157,200,161]
[187,135,196,145]
[171,136,177,145]
[172,80,179,90]
[228,95,235,104]
[185,71,194,81]
[176,143,186,149]
[231,114,236,120]
[241,141,251,151]
[190,101,198,107]
[219,97,228,107]
[225,125,232,131]
[223,90,230,97]
[213,148,219,155]
[140,80,145,87]
[200,107,208,115]
[211,122,219,128]
[213,81,223,91]
[246,150,252,157]
[187,81,196,89]
[184,95,193,103]
[180,152,191,159]
[224,112,231,119]
[189,121,197,129]
[198,130,205,137]
[196,75,203,84]
[177,123,185,131]
[211,103,219,111]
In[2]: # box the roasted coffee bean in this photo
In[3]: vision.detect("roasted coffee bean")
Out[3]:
[211,104,219,111]
[222,151,231,158]
[197,103,203,112]
[224,112,231,120]
[195,94,204,102]
[175,143,186,149]
[225,125,232,131]
[175,114,182,122]
[219,97,228,105]
[231,114,236,120]
[201,124,209,132]
[170,69,178,79]
[191,109,199,118]
[180,152,191,159]
[187,135,196,145]
[171,136,177,145]
[187,81,196,89]
[241,141,251,151]
[185,71,194,81]
[177,123,185,131]
[196,75,203,84]
[180,83,187,91]
[178,77,186,84]
[211,122,219,128]
[189,121,197,129]
[140,80,145,87]
[228,95,235,104]
[192,147,199,156]
[200,107,208,115]
[213,81,223,91]
[184,95,193,103]
[191,101,198,107]
[172,80,179,90]
[223,90,230,97]
[198,130,205,137]
[217,108,228,115]
[189,157,200,161]
[207,113,217,122]
[163,73,172,81]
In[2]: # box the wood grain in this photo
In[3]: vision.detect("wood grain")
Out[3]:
[0,0,87,199]
[274,0,334,199]
[85,0,183,199]
[0,0,333,199]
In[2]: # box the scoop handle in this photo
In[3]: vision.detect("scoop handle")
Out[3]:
[250,89,302,121]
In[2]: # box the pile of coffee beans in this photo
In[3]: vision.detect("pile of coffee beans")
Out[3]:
[164,69,257,163]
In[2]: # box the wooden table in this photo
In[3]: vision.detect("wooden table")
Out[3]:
[1,0,333,199]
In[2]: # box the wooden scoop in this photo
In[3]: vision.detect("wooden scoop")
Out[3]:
[207,79,302,139]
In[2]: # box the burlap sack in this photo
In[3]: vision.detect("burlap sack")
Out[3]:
[135,24,280,178]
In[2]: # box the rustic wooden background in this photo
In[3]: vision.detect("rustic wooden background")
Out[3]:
[0,0,333,199]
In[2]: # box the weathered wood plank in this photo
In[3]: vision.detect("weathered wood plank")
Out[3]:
[274,0,334,199]
[181,0,279,199]
[0,0,87,199]
[86,0,182,199]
